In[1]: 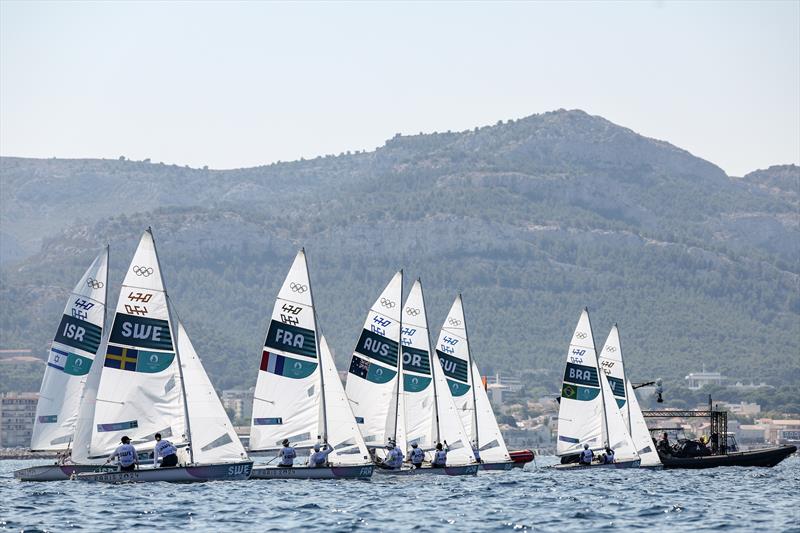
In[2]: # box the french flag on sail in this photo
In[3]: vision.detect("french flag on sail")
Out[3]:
[260,351,285,375]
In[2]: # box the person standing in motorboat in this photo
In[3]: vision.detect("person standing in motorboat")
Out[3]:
[308,442,333,468]
[409,443,425,469]
[278,439,297,467]
[153,433,179,468]
[578,443,594,465]
[106,436,139,472]
[431,442,447,468]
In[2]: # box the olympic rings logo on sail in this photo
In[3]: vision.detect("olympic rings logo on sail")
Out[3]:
[405,307,420,316]
[380,298,395,308]
[290,282,308,293]
[447,318,462,327]
[132,266,154,277]
[606,346,617,352]
[87,277,104,289]
[575,332,588,339]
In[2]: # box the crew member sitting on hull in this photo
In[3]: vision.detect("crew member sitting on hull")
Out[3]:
[278,439,296,467]
[409,443,425,469]
[384,442,404,470]
[431,442,447,468]
[153,433,179,468]
[603,447,615,464]
[578,443,594,465]
[106,436,139,472]
[308,442,333,468]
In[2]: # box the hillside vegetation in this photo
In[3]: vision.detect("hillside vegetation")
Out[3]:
[1,110,798,393]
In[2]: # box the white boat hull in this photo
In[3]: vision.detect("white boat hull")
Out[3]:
[75,461,253,483]
[553,459,641,470]
[250,464,373,479]
[374,464,479,476]
[14,464,117,482]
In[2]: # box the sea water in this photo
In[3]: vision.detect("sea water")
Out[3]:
[1,457,798,531]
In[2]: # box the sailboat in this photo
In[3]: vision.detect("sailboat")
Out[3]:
[392,279,478,475]
[554,308,640,469]
[249,250,373,479]
[598,325,662,468]
[75,229,252,482]
[434,295,513,470]
[14,248,118,481]
[345,271,406,464]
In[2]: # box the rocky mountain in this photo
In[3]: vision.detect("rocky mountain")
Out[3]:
[1,109,798,393]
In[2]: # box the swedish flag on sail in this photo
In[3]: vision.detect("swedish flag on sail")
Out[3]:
[104,344,174,373]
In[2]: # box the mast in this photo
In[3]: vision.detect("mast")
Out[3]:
[589,308,610,448]
[420,279,441,444]
[617,323,633,435]
[152,227,194,464]
[391,270,404,443]
[461,293,480,449]
[305,248,328,443]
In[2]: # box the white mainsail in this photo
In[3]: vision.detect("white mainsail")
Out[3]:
[177,322,248,464]
[599,325,660,466]
[400,280,437,451]
[345,272,404,453]
[402,281,476,466]
[88,229,186,459]
[30,248,109,451]
[435,295,509,463]
[249,250,322,452]
[626,380,661,467]
[557,309,605,456]
[597,325,639,461]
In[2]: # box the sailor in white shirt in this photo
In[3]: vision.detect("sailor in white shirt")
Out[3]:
[153,432,179,468]
[409,443,425,469]
[431,442,447,468]
[579,443,594,465]
[380,442,404,470]
[278,439,297,467]
[106,436,139,472]
[308,442,333,468]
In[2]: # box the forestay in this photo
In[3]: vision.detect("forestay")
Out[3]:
[557,309,605,456]
[597,325,640,462]
[250,250,321,452]
[31,248,109,451]
[177,322,248,464]
[89,229,186,459]
[345,272,404,452]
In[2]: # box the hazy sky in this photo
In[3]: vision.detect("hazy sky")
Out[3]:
[1,1,798,176]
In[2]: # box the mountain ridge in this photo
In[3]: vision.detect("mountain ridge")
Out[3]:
[1,109,798,394]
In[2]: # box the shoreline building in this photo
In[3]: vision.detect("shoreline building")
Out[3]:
[0,392,38,447]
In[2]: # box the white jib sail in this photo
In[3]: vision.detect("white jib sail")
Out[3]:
[177,322,248,464]
[400,280,437,454]
[249,250,321,452]
[597,325,639,462]
[345,272,403,452]
[318,334,371,465]
[469,361,511,463]
[434,296,475,440]
[31,248,109,451]
[556,308,605,456]
[626,380,662,466]
[89,229,186,459]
